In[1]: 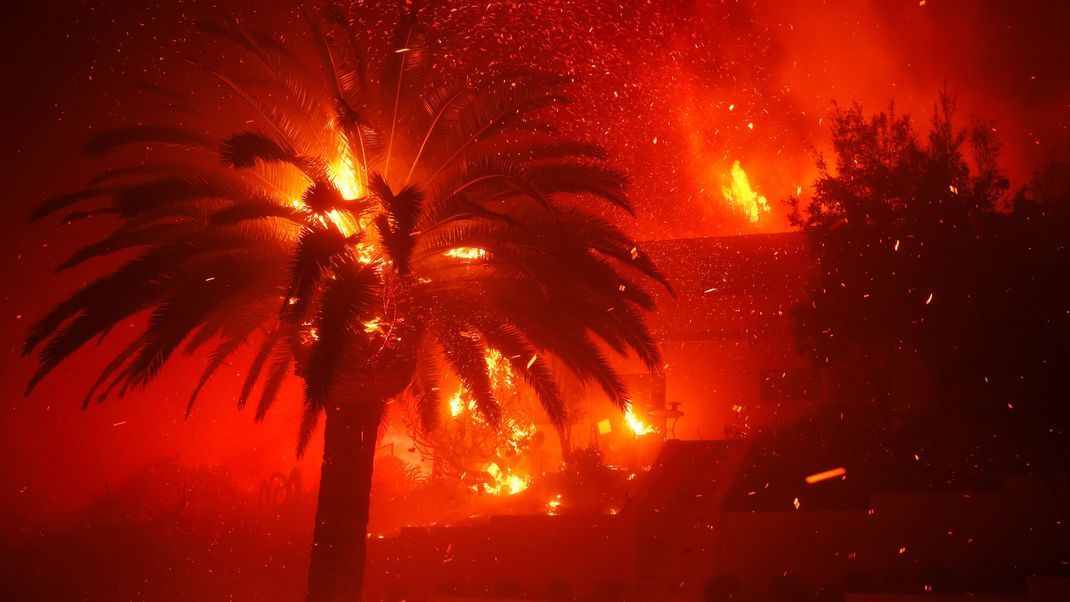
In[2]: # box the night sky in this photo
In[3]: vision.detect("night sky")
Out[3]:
[2,0,1068,527]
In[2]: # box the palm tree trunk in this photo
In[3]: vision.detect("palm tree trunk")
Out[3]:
[306,401,383,602]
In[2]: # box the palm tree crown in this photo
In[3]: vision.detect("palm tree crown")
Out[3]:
[25,7,669,455]
[26,8,672,600]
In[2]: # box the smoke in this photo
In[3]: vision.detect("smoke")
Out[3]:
[3,0,1067,528]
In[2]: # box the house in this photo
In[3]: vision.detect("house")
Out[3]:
[577,232,822,453]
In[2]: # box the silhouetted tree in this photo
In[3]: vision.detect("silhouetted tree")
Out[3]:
[968,162,1070,471]
[789,96,1070,476]
[24,7,667,601]
[787,95,1008,417]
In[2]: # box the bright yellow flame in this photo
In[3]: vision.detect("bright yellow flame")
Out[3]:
[328,151,362,200]
[325,153,361,236]
[447,349,514,419]
[504,474,529,495]
[287,151,364,237]
[482,465,530,496]
[325,209,356,236]
[546,494,562,515]
[448,389,466,418]
[444,247,488,260]
[443,348,540,497]
[721,160,770,223]
[624,406,657,437]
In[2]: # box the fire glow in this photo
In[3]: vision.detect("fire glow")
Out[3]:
[624,406,658,437]
[443,247,488,260]
[721,161,770,223]
[442,349,540,496]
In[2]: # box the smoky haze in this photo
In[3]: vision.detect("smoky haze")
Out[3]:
[1,0,1067,529]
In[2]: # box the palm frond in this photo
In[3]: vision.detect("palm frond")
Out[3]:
[476,320,566,428]
[434,326,500,426]
[83,125,212,156]
[254,346,294,422]
[381,12,431,179]
[302,260,378,409]
[237,327,284,410]
[296,404,321,459]
[82,340,143,409]
[187,334,248,417]
[411,338,441,432]
[525,162,632,214]
[31,188,113,223]
[404,84,476,184]
[284,225,352,320]
[220,131,297,168]
[370,172,423,274]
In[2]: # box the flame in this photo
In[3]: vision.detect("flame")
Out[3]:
[482,463,531,496]
[624,406,657,437]
[444,247,488,260]
[721,160,770,223]
[362,317,383,333]
[546,494,562,515]
[324,152,360,235]
[287,150,364,237]
[448,389,466,418]
[442,348,540,496]
[328,150,362,200]
[446,349,514,419]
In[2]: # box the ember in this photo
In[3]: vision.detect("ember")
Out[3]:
[805,467,847,484]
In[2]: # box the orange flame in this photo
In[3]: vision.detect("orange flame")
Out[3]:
[624,406,657,437]
[444,247,488,260]
[445,349,539,496]
[721,160,770,223]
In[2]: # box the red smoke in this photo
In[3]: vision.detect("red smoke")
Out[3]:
[2,0,1067,529]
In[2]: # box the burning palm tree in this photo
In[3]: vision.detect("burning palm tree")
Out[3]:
[24,6,669,601]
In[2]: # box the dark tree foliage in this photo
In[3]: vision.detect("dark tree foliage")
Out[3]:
[788,95,1007,391]
[970,162,1070,466]
[789,96,1070,471]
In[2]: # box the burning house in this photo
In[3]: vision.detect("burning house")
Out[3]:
[617,232,820,442]
[363,231,1070,601]
[362,231,825,597]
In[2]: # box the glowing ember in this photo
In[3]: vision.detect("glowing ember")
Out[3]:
[546,494,563,515]
[805,467,847,484]
[444,247,488,260]
[624,406,657,437]
[721,160,770,223]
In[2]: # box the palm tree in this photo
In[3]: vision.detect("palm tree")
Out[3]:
[24,6,669,601]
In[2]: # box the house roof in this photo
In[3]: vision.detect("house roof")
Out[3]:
[640,232,811,339]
